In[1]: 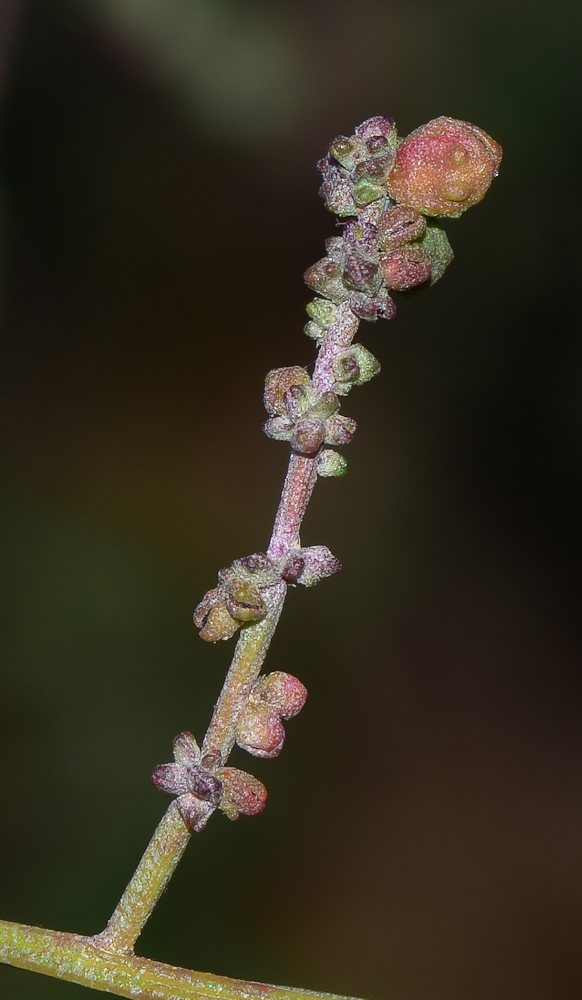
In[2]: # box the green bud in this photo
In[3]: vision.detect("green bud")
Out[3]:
[304,320,326,342]
[317,450,348,477]
[419,223,454,284]
[306,298,338,328]
[351,179,385,207]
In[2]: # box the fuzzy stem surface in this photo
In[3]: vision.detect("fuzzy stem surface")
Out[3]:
[92,801,191,954]
[0,920,364,1000]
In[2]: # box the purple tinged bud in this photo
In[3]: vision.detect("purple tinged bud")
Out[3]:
[190,766,223,805]
[317,156,357,216]
[281,552,305,583]
[264,367,312,417]
[328,135,365,170]
[380,245,432,291]
[294,544,342,587]
[342,255,381,294]
[152,763,191,795]
[201,750,221,769]
[334,344,381,392]
[177,794,214,833]
[348,289,397,322]
[355,115,397,142]
[290,418,326,455]
[324,413,357,446]
[352,155,393,185]
[377,205,426,251]
[255,671,308,719]
[215,767,268,820]
[235,702,286,759]
[263,415,294,442]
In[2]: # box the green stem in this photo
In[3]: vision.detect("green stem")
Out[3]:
[92,801,191,954]
[92,585,287,956]
[0,919,364,1000]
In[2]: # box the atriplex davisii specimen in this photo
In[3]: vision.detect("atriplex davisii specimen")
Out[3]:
[0,115,502,1000]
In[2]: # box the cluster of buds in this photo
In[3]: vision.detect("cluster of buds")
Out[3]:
[262,366,359,455]
[152,731,268,829]
[194,545,342,642]
[193,552,277,643]
[235,671,308,758]
[305,115,502,333]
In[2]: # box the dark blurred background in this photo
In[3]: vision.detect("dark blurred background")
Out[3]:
[1,2,581,998]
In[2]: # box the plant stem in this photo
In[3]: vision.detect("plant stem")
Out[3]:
[267,455,318,558]
[93,801,191,954]
[1,303,364,987]
[94,304,362,949]
[0,919,364,1000]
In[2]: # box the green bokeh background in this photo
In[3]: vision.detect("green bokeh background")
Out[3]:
[1,2,581,998]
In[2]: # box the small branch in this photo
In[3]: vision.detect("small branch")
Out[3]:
[93,801,191,954]
[267,455,318,559]
[0,919,364,1000]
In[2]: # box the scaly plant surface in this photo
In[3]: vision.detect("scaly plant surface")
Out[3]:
[0,114,502,1000]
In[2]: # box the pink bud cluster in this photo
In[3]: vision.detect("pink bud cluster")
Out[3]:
[263,366,357,455]
[235,671,308,758]
[305,114,501,338]
[152,732,267,830]
[193,546,342,642]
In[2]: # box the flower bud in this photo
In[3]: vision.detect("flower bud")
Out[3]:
[255,671,308,719]
[280,551,305,583]
[264,367,311,417]
[355,115,397,146]
[328,135,365,170]
[189,767,223,805]
[317,449,348,477]
[290,418,326,455]
[177,794,214,832]
[353,155,393,186]
[152,763,191,795]
[387,117,502,218]
[194,590,241,643]
[377,205,426,251]
[224,580,266,623]
[342,255,381,294]
[324,413,357,446]
[293,544,342,586]
[419,223,454,284]
[351,179,386,207]
[304,320,326,342]
[334,344,381,392]
[235,702,285,759]
[216,767,268,820]
[263,415,293,442]
[306,298,338,329]
[172,731,200,766]
[317,156,357,216]
[304,256,349,303]
[348,289,397,322]
[380,245,432,291]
